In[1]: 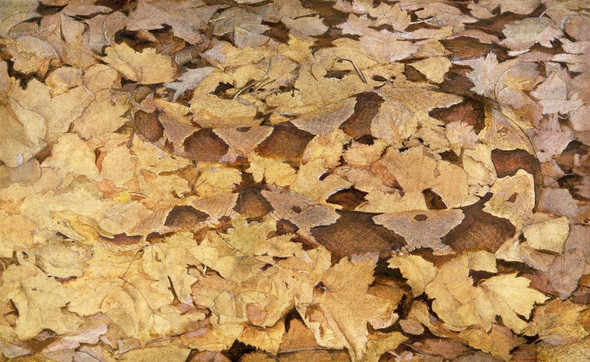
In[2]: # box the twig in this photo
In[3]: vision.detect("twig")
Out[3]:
[336,56,367,83]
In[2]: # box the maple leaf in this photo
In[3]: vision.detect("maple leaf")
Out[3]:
[388,254,437,296]
[193,218,276,282]
[265,68,368,126]
[0,76,92,167]
[369,3,410,30]
[297,254,399,360]
[374,82,462,151]
[192,218,331,335]
[64,244,205,342]
[246,153,297,187]
[409,57,452,84]
[458,324,524,360]
[103,43,176,84]
[43,133,100,180]
[238,321,285,354]
[425,252,548,333]
[301,129,350,169]
[376,146,470,209]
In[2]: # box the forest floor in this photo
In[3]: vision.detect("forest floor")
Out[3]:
[1,0,590,361]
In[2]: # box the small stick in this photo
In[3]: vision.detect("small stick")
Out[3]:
[336,56,367,83]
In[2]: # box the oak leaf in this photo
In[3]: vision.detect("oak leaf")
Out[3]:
[128,0,218,44]
[143,232,201,304]
[0,263,82,340]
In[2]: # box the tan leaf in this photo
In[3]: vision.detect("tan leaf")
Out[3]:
[143,232,201,304]
[291,159,352,203]
[377,147,470,208]
[458,324,524,360]
[238,321,285,354]
[103,43,175,84]
[298,254,398,360]
[43,133,100,179]
[0,213,37,258]
[128,0,218,44]
[484,170,535,228]
[502,17,563,51]
[523,217,570,253]
[425,252,547,333]
[246,153,297,187]
[388,254,437,296]
[301,129,350,169]
[0,263,82,340]
[524,299,590,345]
[409,57,452,84]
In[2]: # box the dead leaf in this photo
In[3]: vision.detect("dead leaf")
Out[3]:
[103,43,175,84]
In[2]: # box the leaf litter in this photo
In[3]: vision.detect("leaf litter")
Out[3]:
[1,0,590,360]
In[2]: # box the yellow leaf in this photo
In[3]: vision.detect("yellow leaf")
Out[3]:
[291,159,352,203]
[524,299,590,345]
[194,165,242,197]
[388,254,437,296]
[365,332,407,362]
[43,133,100,179]
[458,324,524,360]
[238,321,286,354]
[143,232,201,304]
[523,216,570,254]
[246,153,297,187]
[298,254,398,360]
[409,57,452,83]
[479,273,549,333]
[0,263,82,340]
[426,252,547,334]
[118,343,192,362]
[484,170,535,228]
[0,213,37,258]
